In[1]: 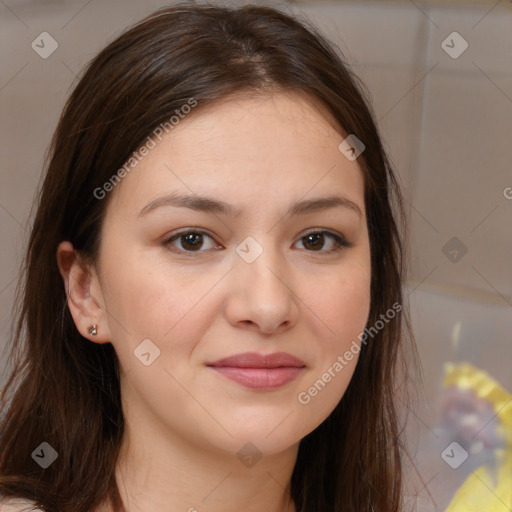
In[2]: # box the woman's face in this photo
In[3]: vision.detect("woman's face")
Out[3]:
[92,90,371,456]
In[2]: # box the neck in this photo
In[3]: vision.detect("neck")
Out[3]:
[101,416,298,512]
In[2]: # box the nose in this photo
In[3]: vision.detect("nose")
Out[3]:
[225,240,300,335]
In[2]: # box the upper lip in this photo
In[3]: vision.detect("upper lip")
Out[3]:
[207,352,306,368]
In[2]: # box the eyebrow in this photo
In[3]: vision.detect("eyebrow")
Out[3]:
[138,192,363,219]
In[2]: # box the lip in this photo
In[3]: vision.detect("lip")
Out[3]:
[206,352,306,390]
[207,351,306,368]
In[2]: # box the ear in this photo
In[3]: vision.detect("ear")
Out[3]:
[56,241,111,344]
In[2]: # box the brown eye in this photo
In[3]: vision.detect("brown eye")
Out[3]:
[162,228,351,256]
[295,230,352,253]
[163,230,218,253]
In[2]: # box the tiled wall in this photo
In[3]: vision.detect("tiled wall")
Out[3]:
[1,1,510,510]
[300,3,512,509]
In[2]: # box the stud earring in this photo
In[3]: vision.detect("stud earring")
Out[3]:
[88,324,97,336]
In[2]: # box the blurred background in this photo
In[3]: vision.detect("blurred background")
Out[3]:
[1,0,511,510]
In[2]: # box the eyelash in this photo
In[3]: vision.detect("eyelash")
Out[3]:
[162,228,352,256]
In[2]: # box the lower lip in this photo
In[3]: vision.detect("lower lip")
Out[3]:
[208,366,305,390]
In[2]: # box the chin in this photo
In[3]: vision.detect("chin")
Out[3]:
[189,421,304,460]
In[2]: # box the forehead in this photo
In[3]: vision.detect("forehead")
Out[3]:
[106,90,365,218]
[184,89,347,143]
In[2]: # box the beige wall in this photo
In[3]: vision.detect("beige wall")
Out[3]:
[1,1,511,509]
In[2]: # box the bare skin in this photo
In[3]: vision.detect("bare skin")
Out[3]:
[57,90,371,512]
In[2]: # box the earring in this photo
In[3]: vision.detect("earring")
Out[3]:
[88,324,97,336]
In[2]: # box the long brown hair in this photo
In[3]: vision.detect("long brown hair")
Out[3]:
[0,2,418,511]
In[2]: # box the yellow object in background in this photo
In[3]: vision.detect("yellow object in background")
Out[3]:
[444,362,512,512]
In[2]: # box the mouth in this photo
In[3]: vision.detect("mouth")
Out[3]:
[206,351,306,390]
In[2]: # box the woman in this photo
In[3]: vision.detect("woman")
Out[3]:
[0,2,417,511]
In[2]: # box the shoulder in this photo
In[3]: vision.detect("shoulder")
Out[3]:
[0,497,42,511]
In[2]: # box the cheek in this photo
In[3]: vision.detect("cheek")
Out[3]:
[102,266,167,334]
[95,234,372,450]
[293,257,371,417]
[99,251,220,368]
[309,256,371,346]
[97,249,168,354]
